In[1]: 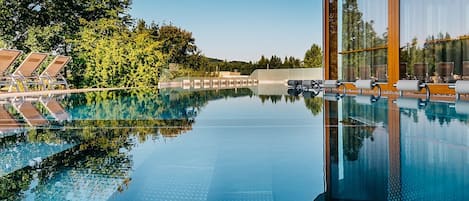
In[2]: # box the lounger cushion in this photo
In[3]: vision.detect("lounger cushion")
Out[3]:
[354,80,374,89]
[395,80,422,91]
[455,80,469,94]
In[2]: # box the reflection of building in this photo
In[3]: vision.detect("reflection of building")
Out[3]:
[321,96,469,200]
[324,0,469,93]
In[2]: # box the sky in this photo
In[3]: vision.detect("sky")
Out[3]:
[130,0,323,62]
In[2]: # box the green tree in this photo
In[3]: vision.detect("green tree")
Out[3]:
[0,0,131,51]
[289,56,301,67]
[134,19,148,34]
[74,18,167,88]
[283,56,291,67]
[158,25,197,64]
[304,44,323,67]
[258,55,269,68]
[269,55,282,68]
[24,24,66,52]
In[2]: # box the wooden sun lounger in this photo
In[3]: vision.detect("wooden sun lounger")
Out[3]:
[39,55,71,89]
[12,52,48,91]
[0,49,22,92]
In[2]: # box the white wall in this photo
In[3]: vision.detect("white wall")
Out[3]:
[250,68,323,84]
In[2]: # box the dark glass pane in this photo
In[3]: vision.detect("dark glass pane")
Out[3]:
[338,0,388,82]
[400,0,469,83]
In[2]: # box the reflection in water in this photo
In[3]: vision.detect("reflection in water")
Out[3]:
[322,97,389,201]
[322,96,469,201]
[0,87,323,200]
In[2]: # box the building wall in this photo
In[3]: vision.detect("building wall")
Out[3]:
[250,68,323,84]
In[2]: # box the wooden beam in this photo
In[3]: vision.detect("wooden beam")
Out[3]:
[323,0,330,80]
[324,0,338,80]
[388,0,400,85]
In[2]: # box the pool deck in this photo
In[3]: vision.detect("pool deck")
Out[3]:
[0,87,129,99]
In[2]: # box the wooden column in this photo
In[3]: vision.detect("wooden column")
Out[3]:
[324,0,338,80]
[386,0,400,90]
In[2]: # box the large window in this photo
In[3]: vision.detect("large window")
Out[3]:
[400,0,469,83]
[338,0,388,82]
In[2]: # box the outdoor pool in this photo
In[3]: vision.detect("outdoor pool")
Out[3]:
[0,88,324,201]
[0,88,468,201]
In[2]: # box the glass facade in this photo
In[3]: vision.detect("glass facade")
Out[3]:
[400,0,469,83]
[338,0,388,82]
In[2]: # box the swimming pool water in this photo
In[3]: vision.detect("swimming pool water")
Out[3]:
[0,88,468,201]
[324,95,469,201]
[0,89,324,201]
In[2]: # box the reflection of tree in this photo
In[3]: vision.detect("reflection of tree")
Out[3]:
[259,95,282,104]
[0,169,32,200]
[341,0,387,80]
[400,109,419,123]
[401,33,469,78]
[339,97,387,161]
[260,95,324,116]
[284,95,301,103]
[423,102,469,125]
[341,118,376,161]
[304,98,323,116]
[424,102,452,125]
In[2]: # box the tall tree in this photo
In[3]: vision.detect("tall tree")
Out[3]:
[289,56,301,67]
[283,56,291,67]
[0,0,131,51]
[74,18,166,88]
[269,55,282,68]
[258,55,269,68]
[304,44,323,68]
[158,25,197,64]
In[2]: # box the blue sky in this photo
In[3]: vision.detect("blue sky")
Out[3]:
[130,0,323,62]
